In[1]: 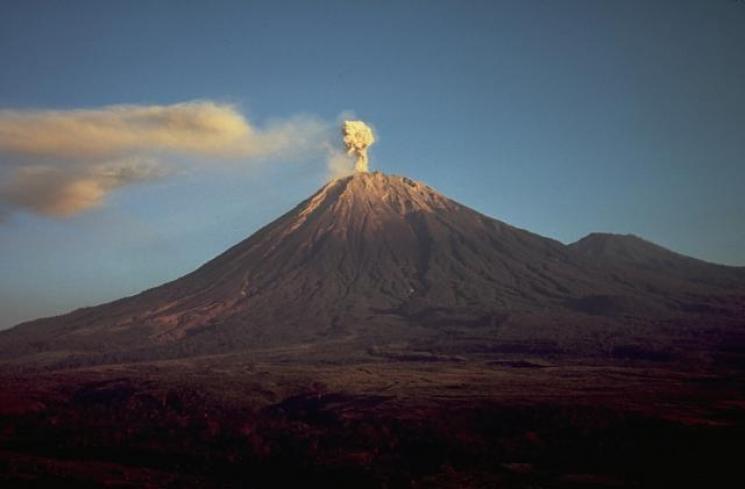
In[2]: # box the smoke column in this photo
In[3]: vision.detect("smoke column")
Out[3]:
[342,120,375,172]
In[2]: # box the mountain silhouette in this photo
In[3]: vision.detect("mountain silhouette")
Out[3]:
[2,172,744,365]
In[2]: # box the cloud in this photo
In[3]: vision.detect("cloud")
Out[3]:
[326,149,356,179]
[1,158,166,217]
[342,120,375,173]
[0,101,325,159]
[0,101,328,217]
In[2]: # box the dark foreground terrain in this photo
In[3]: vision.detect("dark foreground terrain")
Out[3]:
[2,343,744,488]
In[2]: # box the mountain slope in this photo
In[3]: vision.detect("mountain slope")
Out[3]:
[2,172,744,364]
[569,233,745,288]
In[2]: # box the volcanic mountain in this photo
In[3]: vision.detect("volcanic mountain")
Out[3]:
[2,172,744,365]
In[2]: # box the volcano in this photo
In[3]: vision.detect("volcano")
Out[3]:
[2,172,745,366]
[3,172,745,488]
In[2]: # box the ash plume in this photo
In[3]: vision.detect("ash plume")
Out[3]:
[0,101,326,217]
[342,120,375,172]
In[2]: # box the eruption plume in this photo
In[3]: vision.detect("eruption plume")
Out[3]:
[342,120,375,172]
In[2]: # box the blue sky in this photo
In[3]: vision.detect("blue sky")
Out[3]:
[1,0,744,329]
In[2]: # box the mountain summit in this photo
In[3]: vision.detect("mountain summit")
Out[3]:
[2,172,744,365]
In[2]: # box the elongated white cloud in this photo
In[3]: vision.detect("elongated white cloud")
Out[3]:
[0,101,323,158]
[0,101,327,217]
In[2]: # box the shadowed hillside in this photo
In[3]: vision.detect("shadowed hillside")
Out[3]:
[1,172,744,368]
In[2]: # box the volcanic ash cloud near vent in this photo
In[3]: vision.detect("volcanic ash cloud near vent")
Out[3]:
[342,120,375,173]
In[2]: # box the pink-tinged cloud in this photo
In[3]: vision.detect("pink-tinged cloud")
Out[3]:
[0,158,165,217]
[0,101,328,217]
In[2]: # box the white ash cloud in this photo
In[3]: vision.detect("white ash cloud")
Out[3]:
[0,101,327,217]
[325,145,356,179]
[341,120,375,173]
